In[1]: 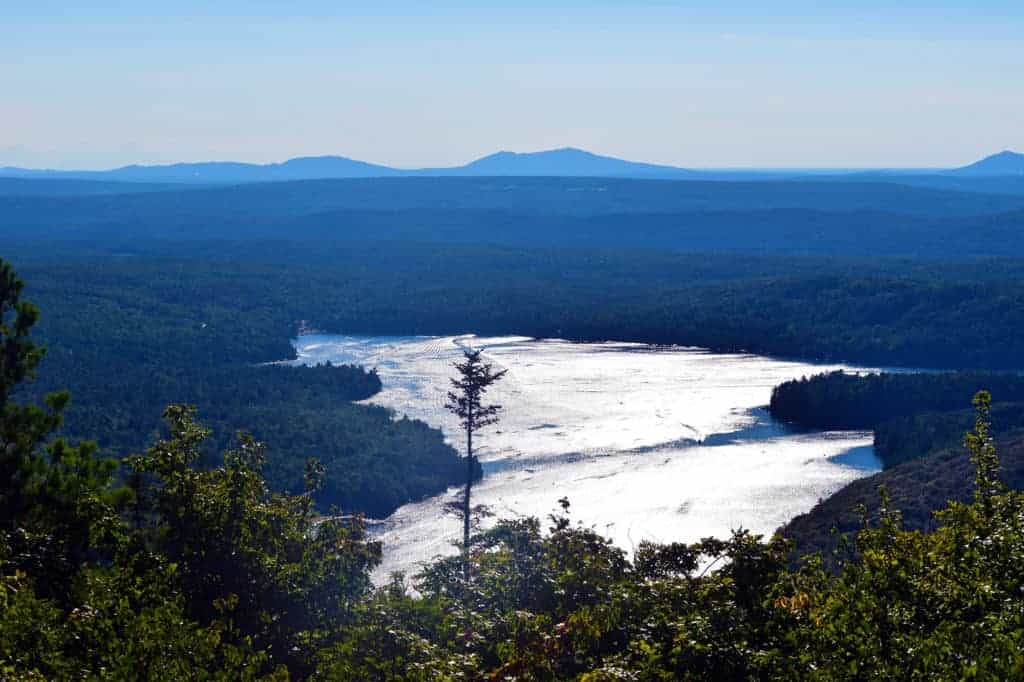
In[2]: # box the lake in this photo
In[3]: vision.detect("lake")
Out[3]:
[294,334,881,580]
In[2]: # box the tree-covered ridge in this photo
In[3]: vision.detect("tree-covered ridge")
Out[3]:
[873,403,1024,467]
[13,243,1024,372]
[4,251,469,517]
[782,427,1024,564]
[769,370,1024,432]
[767,372,1024,557]
[4,261,1024,679]
[769,371,1024,468]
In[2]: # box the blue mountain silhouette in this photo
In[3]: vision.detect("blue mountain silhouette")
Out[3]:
[0,147,692,183]
[950,150,1024,176]
[422,147,694,178]
[3,148,1022,183]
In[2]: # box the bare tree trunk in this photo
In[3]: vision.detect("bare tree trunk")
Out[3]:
[463,413,473,581]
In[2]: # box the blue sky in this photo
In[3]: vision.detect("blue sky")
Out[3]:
[2,2,1022,169]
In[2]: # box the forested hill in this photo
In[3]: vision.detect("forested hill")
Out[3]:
[769,371,1024,561]
[4,176,1024,258]
[770,371,1024,432]
[781,429,1024,562]
[769,371,1024,466]
[9,249,473,518]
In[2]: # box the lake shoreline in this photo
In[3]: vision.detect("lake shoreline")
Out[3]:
[294,333,884,580]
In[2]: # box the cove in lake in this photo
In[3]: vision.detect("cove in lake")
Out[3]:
[294,334,882,581]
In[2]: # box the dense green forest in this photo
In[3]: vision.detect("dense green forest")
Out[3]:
[769,371,1024,462]
[9,243,1024,371]
[782,428,1024,563]
[4,247,472,517]
[769,372,1024,558]
[770,371,1024,435]
[4,261,1024,679]
[5,197,1024,260]
[3,174,1024,260]
[875,403,1024,467]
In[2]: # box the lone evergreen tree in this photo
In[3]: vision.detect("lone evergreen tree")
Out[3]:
[966,389,1004,517]
[444,348,506,575]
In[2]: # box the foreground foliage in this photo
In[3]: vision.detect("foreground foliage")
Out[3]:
[4,260,1024,679]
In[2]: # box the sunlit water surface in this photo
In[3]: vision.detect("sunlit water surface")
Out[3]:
[294,335,881,581]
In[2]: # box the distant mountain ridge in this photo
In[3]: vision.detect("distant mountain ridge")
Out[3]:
[0,155,400,183]
[421,147,695,178]
[1,148,1021,184]
[951,150,1024,177]
[0,147,692,184]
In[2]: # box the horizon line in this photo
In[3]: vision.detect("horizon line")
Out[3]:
[1,145,1019,175]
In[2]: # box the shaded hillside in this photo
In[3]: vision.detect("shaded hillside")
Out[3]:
[875,403,1024,467]
[780,430,1024,562]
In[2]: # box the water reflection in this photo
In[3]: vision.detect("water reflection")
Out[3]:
[294,334,880,581]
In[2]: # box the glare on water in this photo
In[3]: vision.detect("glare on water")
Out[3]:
[294,334,880,582]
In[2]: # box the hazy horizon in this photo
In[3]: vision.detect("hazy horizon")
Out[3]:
[4,144,1017,174]
[4,2,1023,170]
